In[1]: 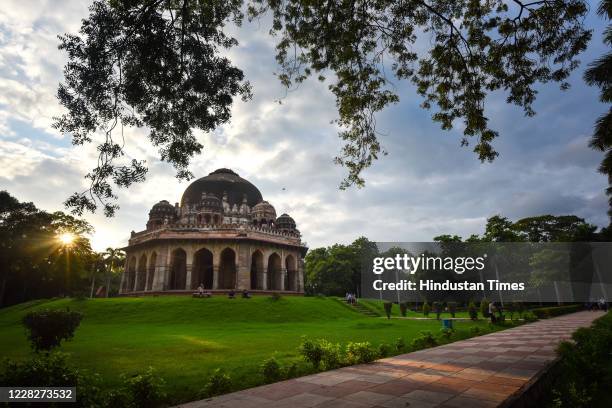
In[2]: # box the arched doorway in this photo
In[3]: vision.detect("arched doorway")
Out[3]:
[285,254,296,291]
[219,248,236,289]
[267,253,281,290]
[126,256,136,292]
[136,254,147,291]
[169,248,187,290]
[147,252,157,291]
[251,250,264,290]
[193,248,214,289]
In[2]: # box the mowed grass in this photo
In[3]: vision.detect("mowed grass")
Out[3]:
[0,296,494,404]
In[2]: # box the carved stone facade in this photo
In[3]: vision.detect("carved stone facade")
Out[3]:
[120,169,307,295]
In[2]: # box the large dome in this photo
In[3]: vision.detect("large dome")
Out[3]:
[181,168,263,208]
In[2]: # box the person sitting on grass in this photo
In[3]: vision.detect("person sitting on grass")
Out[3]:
[242,289,251,298]
[197,284,204,296]
[228,290,235,299]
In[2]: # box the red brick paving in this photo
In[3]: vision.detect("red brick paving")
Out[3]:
[174,311,603,408]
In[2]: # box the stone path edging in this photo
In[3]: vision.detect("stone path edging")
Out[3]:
[175,311,604,408]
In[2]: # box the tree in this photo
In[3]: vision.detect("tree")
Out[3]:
[0,191,94,307]
[58,0,592,215]
[102,247,126,297]
[584,0,612,224]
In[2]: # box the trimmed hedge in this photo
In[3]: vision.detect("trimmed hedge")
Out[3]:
[531,304,582,319]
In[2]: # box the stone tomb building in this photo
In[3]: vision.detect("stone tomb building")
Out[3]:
[119,168,307,295]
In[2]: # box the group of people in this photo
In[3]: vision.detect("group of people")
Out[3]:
[488,301,504,323]
[345,292,358,305]
[194,284,252,299]
[586,297,608,311]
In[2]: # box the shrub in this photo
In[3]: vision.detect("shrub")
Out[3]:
[548,313,612,407]
[383,302,392,319]
[531,304,582,319]
[202,369,231,397]
[480,299,490,318]
[0,352,102,407]
[439,328,454,340]
[523,312,538,322]
[285,362,299,379]
[378,343,391,358]
[506,302,516,320]
[411,331,437,350]
[261,357,283,383]
[122,367,166,408]
[299,338,324,369]
[422,301,430,317]
[395,337,406,352]
[433,302,442,320]
[22,309,83,352]
[447,302,457,318]
[469,326,481,335]
[468,301,478,320]
[346,342,377,364]
[515,301,525,319]
[319,340,343,370]
[399,302,408,317]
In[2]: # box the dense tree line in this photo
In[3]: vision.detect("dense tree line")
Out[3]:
[0,191,123,307]
[304,215,609,297]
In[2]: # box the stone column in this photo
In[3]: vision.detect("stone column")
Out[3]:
[133,253,141,292]
[262,255,269,290]
[280,268,287,291]
[236,244,250,290]
[185,248,193,290]
[212,265,220,289]
[143,254,151,292]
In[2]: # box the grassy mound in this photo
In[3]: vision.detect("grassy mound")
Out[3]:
[0,296,493,404]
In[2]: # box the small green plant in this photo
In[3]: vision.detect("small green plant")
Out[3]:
[285,362,298,379]
[411,331,437,349]
[422,301,430,317]
[202,369,231,397]
[447,302,457,318]
[383,302,392,319]
[122,367,167,408]
[399,302,408,317]
[270,292,282,301]
[468,301,478,320]
[395,337,406,352]
[22,309,83,352]
[433,302,442,320]
[480,299,490,318]
[299,338,324,369]
[469,326,481,335]
[346,342,377,364]
[439,328,454,340]
[378,343,391,358]
[261,357,283,383]
[515,301,525,319]
[319,340,343,369]
[523,312,538,322]
[506,302,516,320]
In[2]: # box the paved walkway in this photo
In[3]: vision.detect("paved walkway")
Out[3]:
[177,311,604,408]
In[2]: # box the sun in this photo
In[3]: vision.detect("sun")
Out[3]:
[58,232,76,246]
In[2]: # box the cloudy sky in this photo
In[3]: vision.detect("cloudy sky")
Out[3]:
[0,1,609,251]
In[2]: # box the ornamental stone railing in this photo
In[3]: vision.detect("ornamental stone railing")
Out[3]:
[128,222,302,246]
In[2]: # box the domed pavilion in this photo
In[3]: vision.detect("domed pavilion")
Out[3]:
[119,168,307,295]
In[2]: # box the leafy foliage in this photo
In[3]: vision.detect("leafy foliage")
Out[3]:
[22,309,84,352]
[0,191,95,307]
[468,301,478,320]
[55,0,252,216]
[410,330,438,349]
[249,0,591,188]
[261,357,283,383]
[584,0,612,222]
[383,302,392,319]
[119,367,167,408]
[345,341,377,364]
[202,368,232,397]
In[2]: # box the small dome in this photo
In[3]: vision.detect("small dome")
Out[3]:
[252,201,276,222]
[276,213,296,231]
[149,200,175,217]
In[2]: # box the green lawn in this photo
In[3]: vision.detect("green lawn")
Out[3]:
[0,296,499,404]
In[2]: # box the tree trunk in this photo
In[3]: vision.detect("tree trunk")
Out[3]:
[106,258,114,298]
[89,262,97,298]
